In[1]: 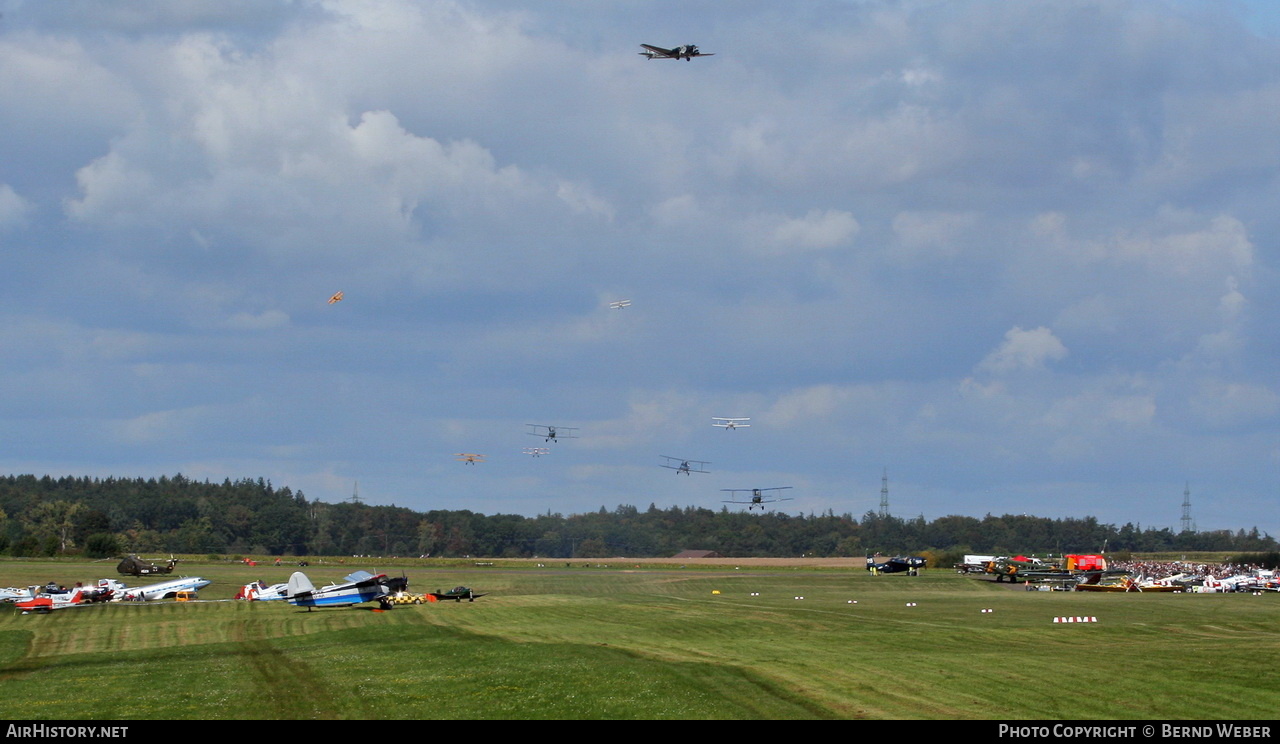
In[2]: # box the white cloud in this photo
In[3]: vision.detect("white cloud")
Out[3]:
[0,184,33,228]
[979,327,1068,374]
[746,209,860,255]
[1114,212,1253,277]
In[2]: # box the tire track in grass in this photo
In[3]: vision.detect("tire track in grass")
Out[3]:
[239,641,346,720]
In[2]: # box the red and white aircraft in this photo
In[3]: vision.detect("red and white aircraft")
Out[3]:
[15,586,114,613]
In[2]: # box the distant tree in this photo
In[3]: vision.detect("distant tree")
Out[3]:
[22,500,85,553]
[84,532,121,559]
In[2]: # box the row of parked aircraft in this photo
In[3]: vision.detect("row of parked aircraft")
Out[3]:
[3,574,213,612]
[6,569,490,613]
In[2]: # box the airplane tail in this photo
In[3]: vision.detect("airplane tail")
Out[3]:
[286,571,315,598]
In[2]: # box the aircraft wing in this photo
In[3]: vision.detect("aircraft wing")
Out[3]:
[344,571,392,593]
[640,44,675,57]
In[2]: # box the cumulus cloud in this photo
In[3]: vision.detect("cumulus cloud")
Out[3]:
[1114,212,1253,277]
[979,327,1068,374]
[0,184,33,228]
[746,209,860,255]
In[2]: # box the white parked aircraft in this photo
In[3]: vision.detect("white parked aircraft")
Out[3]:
[119,575,212,601]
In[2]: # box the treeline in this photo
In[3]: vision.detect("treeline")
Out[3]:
[0,474,1275,559]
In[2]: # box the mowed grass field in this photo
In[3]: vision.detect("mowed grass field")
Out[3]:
[1,558,1276,720]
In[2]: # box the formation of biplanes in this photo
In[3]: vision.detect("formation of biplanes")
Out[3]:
[452,412,795,513]
[309,42,802,514]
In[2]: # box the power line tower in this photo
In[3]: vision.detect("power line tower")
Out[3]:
[879,468,890,517]
[350,481,363,505]
[1180,482,1194,533]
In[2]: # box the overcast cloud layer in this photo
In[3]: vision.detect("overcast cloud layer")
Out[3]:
[1,0,1277,536]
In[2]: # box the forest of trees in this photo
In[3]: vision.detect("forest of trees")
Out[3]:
[0,473,1275,560]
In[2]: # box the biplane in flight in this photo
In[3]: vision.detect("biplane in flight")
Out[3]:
[722,487,793,511]
[523,447,550,458]
[660,456,710,475]
[455,453,486,465]
[327,291,344,304]
[639,44,714,61]
[527,424,579,443]
[609,299,632,309]
[712,417,750,430]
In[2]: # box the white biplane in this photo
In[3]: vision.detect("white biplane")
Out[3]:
[609,299,632,309]
[523,447,550,458]
[660,456,710,475]
[712,417,750,430]
[722,487,793,511]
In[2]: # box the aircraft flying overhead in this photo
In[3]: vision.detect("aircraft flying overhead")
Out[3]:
[523,447,550,458]
[328,291,344,304]
[660,455,710,475]
[527,424,579,443]
[455,453,486,465]
[609,299,632,309]
[119,575,212,601]
[722,487,793,511]
[285,570,402,611]
[639,44,714,61]
[712,417,751,430]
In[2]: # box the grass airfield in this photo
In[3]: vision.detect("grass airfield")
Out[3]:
[1,558,1276,720]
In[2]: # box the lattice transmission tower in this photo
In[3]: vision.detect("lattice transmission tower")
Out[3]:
[879,468,889,517]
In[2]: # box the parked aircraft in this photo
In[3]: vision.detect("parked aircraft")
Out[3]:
[639,44,714,61]
[867,555,927,574]
[238,580,288,601]
[660,455,710,475]
[116,555,176,577]
[120,575,212,601]
[1,586,36,603]
[15,585,114,613]
[712,417,750,430]
[285,570,399,610]
[722,487,792,510]
[527,424,579,442]
[428,586,486,602]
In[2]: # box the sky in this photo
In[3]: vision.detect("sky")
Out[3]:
[1,0,1277,536]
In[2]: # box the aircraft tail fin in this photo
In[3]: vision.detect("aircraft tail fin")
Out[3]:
[286,571,315,598]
